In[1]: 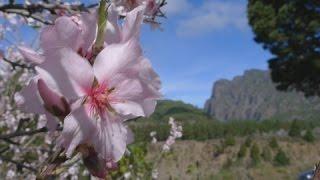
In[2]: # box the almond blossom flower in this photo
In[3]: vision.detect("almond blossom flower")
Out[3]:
[57,37,161,162]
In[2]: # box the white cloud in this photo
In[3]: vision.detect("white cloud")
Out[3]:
[176,1,248,37]
[162,0,192,16]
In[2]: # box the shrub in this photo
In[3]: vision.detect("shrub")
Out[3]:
[244,136,252,147]
[273,149,290,166]
[303,129,315,143]
[288,120,301,137]
[250,143,260,165]
[261,147,272,161]
[269,137,279,149]
[224,136,236,146]
[237,144,247,158]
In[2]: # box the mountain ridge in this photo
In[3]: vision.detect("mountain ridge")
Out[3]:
[204,69,320,121]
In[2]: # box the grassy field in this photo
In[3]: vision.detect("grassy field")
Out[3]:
[147,137,320,180]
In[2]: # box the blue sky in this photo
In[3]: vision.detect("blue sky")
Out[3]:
[139,0,271,107]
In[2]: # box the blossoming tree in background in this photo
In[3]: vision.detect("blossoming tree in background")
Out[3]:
[0,0,177,179]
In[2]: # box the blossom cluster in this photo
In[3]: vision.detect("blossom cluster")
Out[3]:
[162,117,182,152]
[16,1,162,178]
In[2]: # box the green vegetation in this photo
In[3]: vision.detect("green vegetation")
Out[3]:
[131,101,319,142]
[224,136,236,147]
[303,129,315,143]
[244,137,252,147]
[111,143,152,179]
[237,143,247,159]
[273,149,290,166]
[261,147,272,162]
[269,137,279,149]
[250,143,260,166]
[288,120,301,137]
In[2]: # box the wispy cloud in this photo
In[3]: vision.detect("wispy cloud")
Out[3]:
[176,0,248,37]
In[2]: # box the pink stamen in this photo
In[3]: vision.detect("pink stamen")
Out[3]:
[86,84,116,116]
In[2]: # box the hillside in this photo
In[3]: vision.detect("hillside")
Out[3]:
[147,137,320,180]
[204,69,320,121]
[136,99,212,123]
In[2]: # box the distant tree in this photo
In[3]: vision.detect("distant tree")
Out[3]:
[288,120,301,137]
[238,143,247,159]
[269,137,279,149]
[247,0,320,96]
[250,143,260,165]
[273,149,290,166]
[261,147,272,162]
[303,129,315,142]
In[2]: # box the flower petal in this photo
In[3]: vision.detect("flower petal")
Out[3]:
[93,115,127,161]
[59,48,94,96]
[112,101,144,117]
[93,38,142,84]
[19,78,44,114]
[18,46,44,64]
[121,5,145,42]
[37,79,69,117]
[40,17,82,54]
[58,106,96,157]
[105,4,121,45]
[80,10,97,52]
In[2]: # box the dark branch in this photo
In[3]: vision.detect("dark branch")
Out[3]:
[2,58,32,69]
[0,2,98,24]
[0,126,62,140]
[0,154,37,172]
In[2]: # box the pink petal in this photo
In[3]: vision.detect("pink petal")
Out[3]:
[121,5,145,42]
[58,106,96,157]
[19,78,44,114]
[110,78,145,117]
[35,67,60,92]
[18,46,44,64]
[39,53,81,100]
[40,17,82,54]
[105,4,121,45]
[112,101,144,117]
[58,48,94,96]
[80,10,97,52]
[93,115,127,161]
[37,79,69,117]
[44,111,59,133]
[93,38,142,84]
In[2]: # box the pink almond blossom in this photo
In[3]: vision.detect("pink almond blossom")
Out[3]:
[57,37,161,161]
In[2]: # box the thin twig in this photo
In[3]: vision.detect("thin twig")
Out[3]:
[0,154,37,172]
[2,57,32,69]
[0,126,62,140]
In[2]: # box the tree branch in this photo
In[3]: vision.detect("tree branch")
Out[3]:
[0,2,98,24]
[0,126,62,140]
[2,57,32,69]
[0,154,37,172]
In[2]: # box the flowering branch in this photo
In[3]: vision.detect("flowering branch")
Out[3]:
[0,126,62,140]
[0,1,98,24]
[0,154,37,172]
[2,57,32,69]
